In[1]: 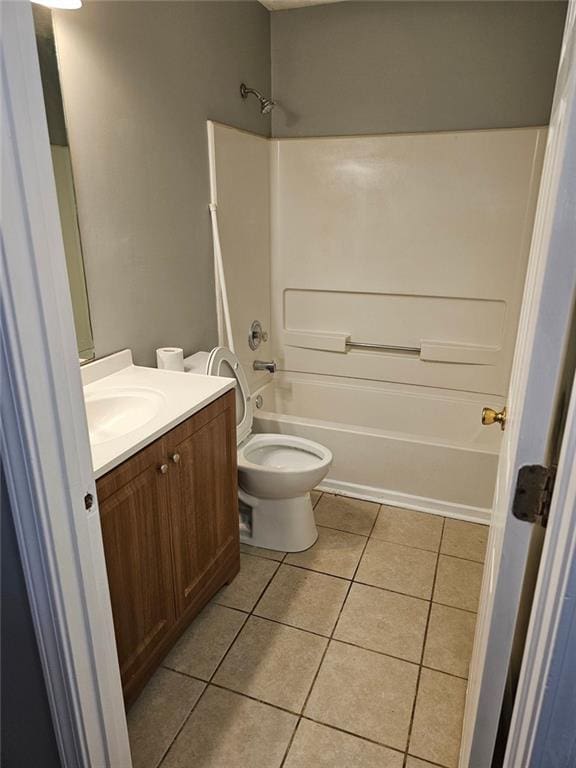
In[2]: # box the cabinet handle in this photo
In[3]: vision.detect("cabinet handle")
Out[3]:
[159,463,169,474]
[170,453,181,464]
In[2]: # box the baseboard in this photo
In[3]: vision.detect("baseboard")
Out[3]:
[317,478,491,525]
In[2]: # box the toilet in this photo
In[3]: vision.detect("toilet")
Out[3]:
[184,347,332,552]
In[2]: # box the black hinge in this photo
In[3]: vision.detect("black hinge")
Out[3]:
[512,464,556,527]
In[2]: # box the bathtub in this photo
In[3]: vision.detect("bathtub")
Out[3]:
[252,372,503,523]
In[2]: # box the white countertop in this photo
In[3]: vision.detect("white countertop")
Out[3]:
[82,350,235,479]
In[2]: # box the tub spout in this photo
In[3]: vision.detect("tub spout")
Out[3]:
[254,360,276,373]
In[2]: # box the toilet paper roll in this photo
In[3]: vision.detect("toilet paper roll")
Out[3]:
[156,347,184,372]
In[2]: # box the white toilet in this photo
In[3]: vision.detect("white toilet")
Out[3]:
[184,347,332,552]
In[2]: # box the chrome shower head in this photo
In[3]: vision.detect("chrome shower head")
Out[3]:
[240,83,275,115]
[260,98,275,115]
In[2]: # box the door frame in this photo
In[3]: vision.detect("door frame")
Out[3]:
[505,375,576,765]
[2,1,575,767]
[1,3,131,766]
[460,2,576,764]
[504,7,576,761]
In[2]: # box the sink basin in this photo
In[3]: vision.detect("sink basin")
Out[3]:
[85,388,165,445]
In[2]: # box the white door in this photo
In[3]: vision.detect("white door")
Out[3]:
[460,6,576,766]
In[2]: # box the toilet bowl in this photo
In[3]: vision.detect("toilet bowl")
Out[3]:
[184,348,332,552]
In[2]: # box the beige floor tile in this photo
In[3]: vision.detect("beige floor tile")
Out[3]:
[213,553,279,612]
[356,539,437,599]
[314,493,380,535]
[311,489,322,508]
[284,719,404,768]
[163,603,246,681]
[285,526,367,578]
[433,555,483,612]
[161,686,297,768]
[305,640,419,750]
[255,564,349,636]
[334,582,428,662]
[240,542,286,561]
[127,668,205,768]
[409,668,467,768]
[405,758,439,768]
[441,519,489,562]
[423,603,477,678]
[371,506,444,552]
[213,616,327,712]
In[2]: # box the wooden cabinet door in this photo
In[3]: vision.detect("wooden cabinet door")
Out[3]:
[167,391,239,616]
[96,438,175,692]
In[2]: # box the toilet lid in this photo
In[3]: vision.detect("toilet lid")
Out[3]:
[207,347,252,445]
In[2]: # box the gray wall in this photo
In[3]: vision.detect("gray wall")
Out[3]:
[271,1,567,137]
[54,1,271,366]
[1,463,62,768]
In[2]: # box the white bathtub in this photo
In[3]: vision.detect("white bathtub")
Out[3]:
[253,373,503,522]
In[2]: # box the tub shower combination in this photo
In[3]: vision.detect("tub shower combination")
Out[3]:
[208,121,546,524]
[253,373,502,521]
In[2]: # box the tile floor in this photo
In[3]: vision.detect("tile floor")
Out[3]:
[128,492,488,768]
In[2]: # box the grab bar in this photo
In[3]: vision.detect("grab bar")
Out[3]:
[283,331,498,365]
[346,341,421,353]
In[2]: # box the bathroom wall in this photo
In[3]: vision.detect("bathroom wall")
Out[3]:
[271,1,567,138]
[271,128,547,396]
[54,1,271,366]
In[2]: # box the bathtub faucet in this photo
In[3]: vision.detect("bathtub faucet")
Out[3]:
[253,360,276,373]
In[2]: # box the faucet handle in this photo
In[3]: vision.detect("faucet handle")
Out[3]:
[253,360,276,373]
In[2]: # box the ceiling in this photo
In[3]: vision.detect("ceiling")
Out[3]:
[259,0,346,10]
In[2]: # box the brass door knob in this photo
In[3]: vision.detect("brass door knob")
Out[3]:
[482,406,507,430]
[170,453,181,464]
[158,463,169,474]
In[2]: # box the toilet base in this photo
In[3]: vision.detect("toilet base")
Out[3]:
[239,489,318,553]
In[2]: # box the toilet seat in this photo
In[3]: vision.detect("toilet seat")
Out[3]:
[238,434,332,501]
[206,347,253,444]
[238,434,331,473]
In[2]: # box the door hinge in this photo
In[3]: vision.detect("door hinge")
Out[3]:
[512,464,556,527]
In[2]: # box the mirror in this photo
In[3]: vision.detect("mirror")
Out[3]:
[33,5,94,361]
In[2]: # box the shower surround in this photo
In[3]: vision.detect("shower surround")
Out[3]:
[208,122,547,521]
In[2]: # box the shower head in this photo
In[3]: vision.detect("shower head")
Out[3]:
[240,83,275,115]
[260,98,275,115]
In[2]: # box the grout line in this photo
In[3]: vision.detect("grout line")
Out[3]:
[239,548,286,564]
[299,713,406,757]
[272,557,478,615]
[155,505,477,767]
[437,551,486,565]
[208,680,303,717]
[275,560,353,584]
[309,521,377,538]
[278,504,382,767]
[161,666,208,685]
[162,617,472,684]
[163,648,472,689]
[402,516,446,765]
[157,668,443,764]
[155,682,210,768]
[276,559,357,582]
[157,556,282,767]
[243,529,486,567]
[250,610,336,640]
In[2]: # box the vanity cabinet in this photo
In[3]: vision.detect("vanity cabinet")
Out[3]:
[96,390,239,705]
